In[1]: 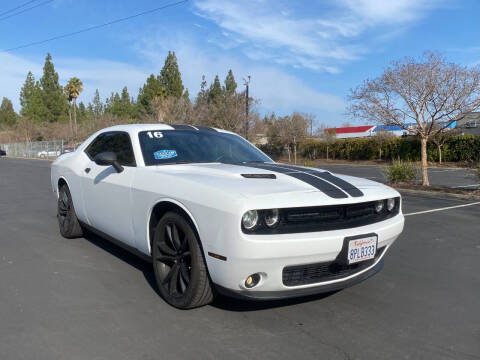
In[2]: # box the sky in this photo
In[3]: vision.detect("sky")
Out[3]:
[1,0,480,126]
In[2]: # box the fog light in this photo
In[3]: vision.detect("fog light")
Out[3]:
[245,273,261,288]
[387,198,395,212]
[374,200,384,213]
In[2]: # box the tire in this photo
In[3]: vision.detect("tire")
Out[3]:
[152,211,214,309]
[57,184,83,239]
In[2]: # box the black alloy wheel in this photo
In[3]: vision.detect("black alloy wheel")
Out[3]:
[156,221,191,296]
[57,185,83,238]
[152,212,213,309]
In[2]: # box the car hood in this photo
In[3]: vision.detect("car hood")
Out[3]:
[150,162,397,204]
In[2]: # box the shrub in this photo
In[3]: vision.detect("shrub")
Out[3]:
[297,134,480,163]
[383,160,419,184]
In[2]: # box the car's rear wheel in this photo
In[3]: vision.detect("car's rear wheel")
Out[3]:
[57,184,83,238]
[152,211,214,309]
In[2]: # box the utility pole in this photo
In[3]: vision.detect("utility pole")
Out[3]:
[244,75,251,140]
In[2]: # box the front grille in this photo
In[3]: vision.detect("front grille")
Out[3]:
[243,198,400,234]
[282,247,385,286]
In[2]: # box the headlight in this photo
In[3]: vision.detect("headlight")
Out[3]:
[387,198,395,212]
[374,200,384,213]
[242,210,258,230]
[264,209,279,227]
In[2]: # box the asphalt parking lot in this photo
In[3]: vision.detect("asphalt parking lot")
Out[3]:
[317,163,479,189]
[1,157,479,360]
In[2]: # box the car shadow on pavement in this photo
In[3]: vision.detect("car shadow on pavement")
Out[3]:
[211,291,338,312]
[81,229,338,312]
[81,229,163,298]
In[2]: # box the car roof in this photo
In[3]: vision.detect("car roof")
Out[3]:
[96,123,232,134]
[78,124,238,152]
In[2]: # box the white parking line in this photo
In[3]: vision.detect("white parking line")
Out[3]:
[404,202,480,216]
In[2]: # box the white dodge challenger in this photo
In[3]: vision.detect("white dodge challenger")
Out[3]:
[51,124,404,309]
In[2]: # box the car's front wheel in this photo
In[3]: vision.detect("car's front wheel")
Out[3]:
[57,184,83,238]
[152,211,214,309]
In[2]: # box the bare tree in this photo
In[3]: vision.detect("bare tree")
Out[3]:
[431,127,459,164]
[348,52,480,185]
[319,127,336,160]
[15,116,35,144]
[374,130,394,160]
[276,113,309,164]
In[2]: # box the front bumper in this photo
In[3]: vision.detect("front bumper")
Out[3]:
[206,213,404,299]
[216,257,384,300]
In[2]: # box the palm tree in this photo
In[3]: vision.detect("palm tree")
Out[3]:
[63,87,73,137]
[65,77,83,139]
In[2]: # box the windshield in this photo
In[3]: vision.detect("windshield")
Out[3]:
[138,130,272,166]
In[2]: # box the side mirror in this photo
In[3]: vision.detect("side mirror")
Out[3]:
[94,152,124,173]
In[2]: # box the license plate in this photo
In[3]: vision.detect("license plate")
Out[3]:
[347,235,377,264]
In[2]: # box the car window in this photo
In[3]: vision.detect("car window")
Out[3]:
[86,132,136,167]
[138,130,271,166]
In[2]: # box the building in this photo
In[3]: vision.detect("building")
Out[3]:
[456,112,480,136]
[324,125,375,139]
[372,124,409,137]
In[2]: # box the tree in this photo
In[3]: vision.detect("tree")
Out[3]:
[209,75,223,103]
[374,130,394,160]
[64,85,73,136]
[348,52,480,185]
[137,74,166,116]
[20,72,49,123]
[160,51,184,98]
[119,86,133,119]
[431,127,459,164]
[320,128,336,160]
[270,113,309,163]
[224,69,237,96]
[64,77,83,138]
[0,97,18,126]
[40,53,68,123]
[92,89,103,121]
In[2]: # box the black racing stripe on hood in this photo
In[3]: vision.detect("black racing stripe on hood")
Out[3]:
[239,163,349,199]
[273,164,364,197]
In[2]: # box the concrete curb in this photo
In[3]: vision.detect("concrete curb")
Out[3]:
[395,187,480,201]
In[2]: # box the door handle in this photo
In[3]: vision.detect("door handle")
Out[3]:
[84,168,91,174]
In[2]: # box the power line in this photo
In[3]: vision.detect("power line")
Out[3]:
[3,0,188,52]
[0,0,53,21]
[0,0,40,17]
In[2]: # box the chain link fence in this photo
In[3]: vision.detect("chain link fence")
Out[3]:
[0,140,66,159]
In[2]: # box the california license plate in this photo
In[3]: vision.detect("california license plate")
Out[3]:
[347,235,377,264]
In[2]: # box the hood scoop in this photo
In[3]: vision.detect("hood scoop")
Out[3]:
[241,173,276,179]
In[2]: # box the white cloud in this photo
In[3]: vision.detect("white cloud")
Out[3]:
[0,46,344,120]
[192,0,445,72]
[339,0,442,23]
[0,52,148,111]
[134,34,344,116]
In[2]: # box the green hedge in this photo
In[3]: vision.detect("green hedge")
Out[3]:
[281,135,480,163]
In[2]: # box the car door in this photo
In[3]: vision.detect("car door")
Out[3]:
[81,131,137,247]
